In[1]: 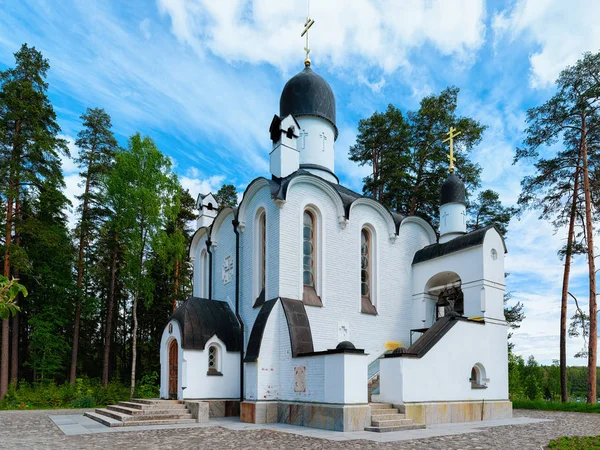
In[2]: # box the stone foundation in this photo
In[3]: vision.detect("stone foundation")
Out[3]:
[186,399,240,418]
[241,401,370,432]
[185,401,209,423]
[401,400,512,425]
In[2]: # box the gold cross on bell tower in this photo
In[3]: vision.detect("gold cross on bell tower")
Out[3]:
[443,126,461,173]
[301,1,315,67]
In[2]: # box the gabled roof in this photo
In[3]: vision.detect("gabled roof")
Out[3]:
[412,225,507,265]
[170,297,241,351]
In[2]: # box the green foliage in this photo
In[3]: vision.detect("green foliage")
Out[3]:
[350,88,485,222]
[0,378,129,410]
[134,372,159,399]
[0,275,26,319]
[467,189,517,237]
[514,399,600,414]
[215,183,238,210]
[548,435,600,449]
[509,354,600,401]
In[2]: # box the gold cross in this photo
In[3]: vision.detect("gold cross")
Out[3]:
[301,2,315,67]
[442,127,461,173]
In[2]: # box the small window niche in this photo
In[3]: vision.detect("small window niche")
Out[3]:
[207,345,222,376]
[470,363,488,389]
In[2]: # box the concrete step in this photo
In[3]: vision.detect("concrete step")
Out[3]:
[95,408,192,422]
[107,405,188,416]
[85,411,124,427]
[371,418,414,427]
[86,411,196,428]
[370,408,399,415]
[129,398,182,405]
[371,413,406,421]
[365,423,427,432]
[118,401,186,410]
[368,403,393,408]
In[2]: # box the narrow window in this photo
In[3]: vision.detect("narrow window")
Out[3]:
[254,210,266,307]
[200,249,209,298]
[302,210,322,306]
[207,345,222,376]
[303,211,315,288]
[260,212,266,292]
[361,228,377,315]
[361,229,371,299]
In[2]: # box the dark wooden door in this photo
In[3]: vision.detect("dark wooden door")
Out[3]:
[168,340,178,399]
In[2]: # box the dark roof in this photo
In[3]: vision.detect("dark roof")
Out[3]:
[280,66,338,139]
[441,173,466,205]
[336,341,356,350]
[244,299,277,362]
[280,297,314,357]
[385,313,484,359]
[413,225,506,265]
[170,297,241,352]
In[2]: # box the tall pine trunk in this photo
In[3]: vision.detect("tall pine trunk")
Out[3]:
[102,234,119,387]
[560,157,581,402]
[10,189,21,384]
[581,118,597,404]
[1,176,14,398]
[69,153,95,384]
[173,258,179,312]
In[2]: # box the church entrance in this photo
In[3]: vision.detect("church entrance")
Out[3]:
[168,340,178,399]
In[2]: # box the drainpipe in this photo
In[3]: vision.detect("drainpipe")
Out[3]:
[206,239,213,300]
[232,219,245,404]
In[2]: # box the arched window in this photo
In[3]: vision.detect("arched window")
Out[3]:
[254,210,267,307]
[361,227,377,315]
[200,248,209,298]
[207,345,222,375]
[470,363,487,389]
[303,209,322,306]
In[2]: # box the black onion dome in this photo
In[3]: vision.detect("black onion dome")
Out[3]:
[280,66,338,139]
[441,173,466,205]
[336,341,356,350]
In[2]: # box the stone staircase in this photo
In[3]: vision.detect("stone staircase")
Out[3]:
[365,403,426,432]
[85,399,196,427]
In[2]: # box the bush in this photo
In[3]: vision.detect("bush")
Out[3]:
[513,399,600,413]
[549,435,600,449]
[0,378,130,410]
[134,372,159,399]
[71,396,95,409]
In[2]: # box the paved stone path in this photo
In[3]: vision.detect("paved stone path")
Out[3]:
[0,408,599,449]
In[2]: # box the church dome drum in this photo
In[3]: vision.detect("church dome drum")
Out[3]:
[280,66,338,139]
[440,173,466,205]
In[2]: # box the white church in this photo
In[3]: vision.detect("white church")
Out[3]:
[159,49,511,431]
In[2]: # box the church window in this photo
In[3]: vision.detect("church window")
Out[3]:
[302,209,323,307]
[254,209,267,307]
[303,211,315,287]
[361,229,371,299]
[200,249,209,298]
[207,345,222,376]
[360,227,377,315]
[470,363,487,389]
[260,212,266,292]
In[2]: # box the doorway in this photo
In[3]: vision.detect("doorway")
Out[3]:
[168,339,178,399]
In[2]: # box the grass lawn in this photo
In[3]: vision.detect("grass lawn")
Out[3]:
[513,399,600,414]
[548,435,600,449]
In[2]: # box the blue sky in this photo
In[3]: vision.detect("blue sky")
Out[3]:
[1,0,599,365]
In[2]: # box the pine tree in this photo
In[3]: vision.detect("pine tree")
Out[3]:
[69,107,118,384]
[516,51,600,403]
[350,88,485,222]
[215,184,238,210]
[0,44,67,397]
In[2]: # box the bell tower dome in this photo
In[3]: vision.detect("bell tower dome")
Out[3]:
[278,64,338,183]
[439,173,467,243]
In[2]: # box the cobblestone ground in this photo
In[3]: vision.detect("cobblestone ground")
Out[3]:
[0,409,599,449]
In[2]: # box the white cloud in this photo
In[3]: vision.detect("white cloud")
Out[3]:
[180,172,225,202]
[157,0,486,75]
[139,18,152,40]
[493,0,600,88]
